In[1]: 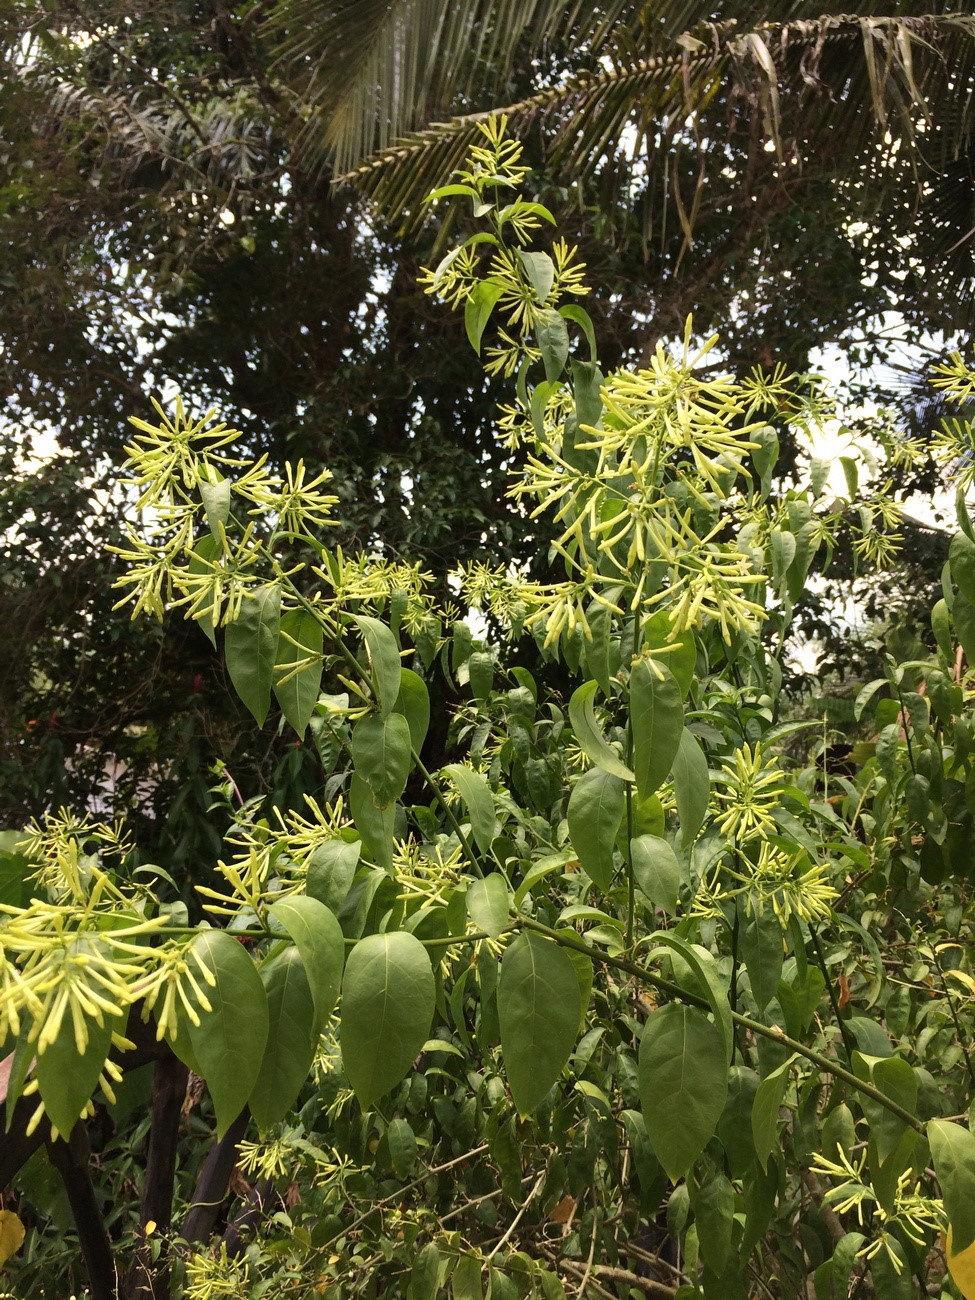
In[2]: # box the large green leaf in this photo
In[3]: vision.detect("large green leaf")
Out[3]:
[738,903,784,1014]
[250,946,318,1131]
[225,584,280,726]
[567,680,634,781]
[498,932,581,1115]
[751,1056,796,1172]
[567,767,624,891]
[639,1003,728,1181]
[36,1005,116,1139]
[352,712,413,808]
[629,660,683,800]
[180,930,269,1137]
[340,932,435,1108]
[442,763,498,853]
[268,895,345,1033]
[929,1119,975,1252]
[648,932,732,1061]
[273,608,324,736]
[354,614,403,718]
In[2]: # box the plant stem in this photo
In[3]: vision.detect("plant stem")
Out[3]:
[519,916,925,1134]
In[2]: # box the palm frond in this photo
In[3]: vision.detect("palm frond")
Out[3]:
[339,13,975,236]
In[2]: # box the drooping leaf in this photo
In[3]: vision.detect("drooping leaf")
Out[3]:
[639,1003,728,1181]
[567,767,624,891]
[442,763,498,854]
[350,772,396,874]
[629,660,683,800]
[465,279,504,353]
[738,903,784,1013]
[36,1005,116,1139]
[250,946,318,1131]
[181,930,270,1138]
[929,1119,975,1253]
[340,932,435,1108]
[498,932,581,1115]
[273,608,324,736]
[648,932,732,1060]
[354,614,402,718]
[751,1056,796,1172]
[568,680,633,781]
[536,309,570,382]
[630,834,681,915]
[225,585,281,726]
[395,668,431,751]
[268,894,345,1033]
[673,727,709,847]
[351,712,413,808]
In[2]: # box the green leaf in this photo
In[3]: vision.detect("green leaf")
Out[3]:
[648,933,732,1061]
[468,650,494,700]
[536,309,570,382]
[568,680,633,781]
[630,660,683,800]
[306,838,361,913]
[408,1241,444,1300]
[354,615,402,718]
[517,250,554,303]
[673,728,709,847]
[386,1116,418,1179]
[951,532,975,602]
[225,585,281,726]
[464,279,504,353]
[442,763,498,854]
[351,713,412,808]
[639,1004,729,1181]
[932,597,953,660]
[630,834,681,915]
[350,772,396,874]
[182,930,270,1138]
[561,305,598,364]
[954,591,975,667]
[738,903,784,1013]
[273,608,323,736]
[928,1120,975,1251]
[581,600,613,696]
[499,933,581,1115]
[340,932,435,1109]
[567,768,624,891]
[452,1253,483,1300]
[689,1170,734,1275]
[268,895,344,1034]
[751,1056,796,1172]
[466,874,510,937]
[249,946,317,1131]
[188,534,220,645]
[199,470,231,539]
[394,668,430,752]
[36,1007,116,1138]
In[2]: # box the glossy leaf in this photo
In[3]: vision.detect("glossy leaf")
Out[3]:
[499,933,581,1115]
[352,712,412,808]
[464,279,504,353]
[639,1004,728,1181]
[225,585,280,726]
[250,946,317,1131]
[536,309,569,381]
[630,660,683,800]
[181,930,269,1138]
[268,895,345,1033]
[273,608,324,736]
[340,932,435,1108]
[738,904,784,1013]
[567,767,624,891]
